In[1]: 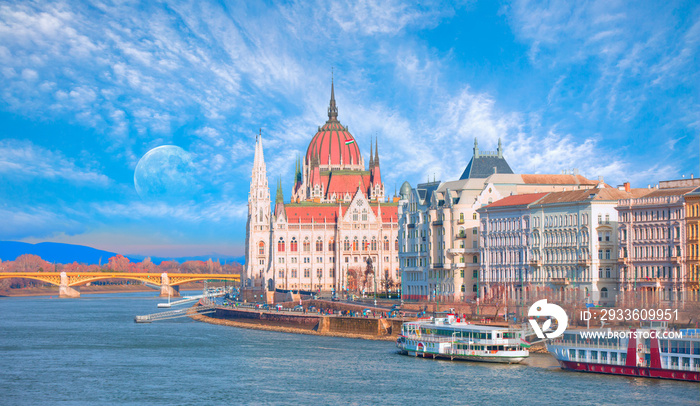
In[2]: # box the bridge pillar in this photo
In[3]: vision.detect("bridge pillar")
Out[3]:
[160,273,180,297]
[59,272,80,298]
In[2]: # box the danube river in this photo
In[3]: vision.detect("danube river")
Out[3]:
[1,292,697,405]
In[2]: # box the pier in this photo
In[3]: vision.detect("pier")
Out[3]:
[135,304,217,323]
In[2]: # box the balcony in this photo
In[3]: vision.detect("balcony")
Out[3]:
[452,262,466,268]
[457,219,465,224]
[432,220,443,226]
[407,223,415,229]
[433,263,445,269]
[447,248,468,255]
[455,233,467,239]
[577,260,591,266]
[528,260,541,267]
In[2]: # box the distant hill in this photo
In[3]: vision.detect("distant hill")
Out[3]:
[0,241,245,266]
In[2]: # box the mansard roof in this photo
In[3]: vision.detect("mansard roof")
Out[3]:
[459,154,514,179]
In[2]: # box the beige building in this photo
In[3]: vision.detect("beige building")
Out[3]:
[399,140,600,303]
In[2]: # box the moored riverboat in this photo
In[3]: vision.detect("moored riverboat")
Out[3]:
[547,321,700,382]
[396,314,529,364]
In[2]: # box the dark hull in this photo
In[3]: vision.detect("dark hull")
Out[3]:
[558,360,700,382]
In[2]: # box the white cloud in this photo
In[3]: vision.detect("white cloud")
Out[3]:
[0,139,111,186]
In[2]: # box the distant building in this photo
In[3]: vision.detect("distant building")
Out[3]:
[245,81,400,295]
[398,140,601,303]
[617,180,700,305]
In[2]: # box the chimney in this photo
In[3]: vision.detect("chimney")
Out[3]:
[624,182,630,193]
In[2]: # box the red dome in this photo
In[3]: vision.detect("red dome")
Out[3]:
[305,121,362,168]
[305,81,362,169]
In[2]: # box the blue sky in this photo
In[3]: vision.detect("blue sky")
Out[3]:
[1,1,698,258]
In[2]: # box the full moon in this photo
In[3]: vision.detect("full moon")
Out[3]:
[134,145,198,201]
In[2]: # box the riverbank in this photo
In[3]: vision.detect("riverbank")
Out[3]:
[191,305,549,353]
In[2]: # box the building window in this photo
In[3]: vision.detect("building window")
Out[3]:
[473,213,477,220]
[472,255,478,263]
[344,238,350,251]
[278,238,285,252]
[317,269,323,279]
[316,239,323,252]
[605,249,611,259]
[384,238,390,251]
[601,287,608,298]
[328,239,335,251]
[362,209,368,222]
[353,238,359,251]
[395,239,399,251]
[258,241,265,255]
[291,269,297,278]
[278,270,284,278]
[461,284,465,292]
[598,249,603,259]
[304,269,310,278]
[371,238,377,251]
[472,284,477,292]
[303,238,311,252]
[473,270,478,278]
[290,238,298,252]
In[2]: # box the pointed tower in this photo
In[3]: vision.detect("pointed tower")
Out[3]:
[275,177,286,222]
[369,139,374,170]
[245,131,273,289]
[371,137,383,200]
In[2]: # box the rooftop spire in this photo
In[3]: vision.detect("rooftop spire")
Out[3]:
[328,71,338,122]
[374,136,379,166]
[369,139,374,169]
[276,176,284,203]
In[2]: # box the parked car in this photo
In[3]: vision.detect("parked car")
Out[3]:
[292,305,304,312]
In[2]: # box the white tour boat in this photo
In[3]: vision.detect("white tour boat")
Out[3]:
[396,314,530,364]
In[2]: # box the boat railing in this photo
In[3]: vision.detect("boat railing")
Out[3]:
[403,333,522,346]
[550,340,627,351]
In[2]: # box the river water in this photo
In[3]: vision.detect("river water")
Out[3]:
[0,292,697,405]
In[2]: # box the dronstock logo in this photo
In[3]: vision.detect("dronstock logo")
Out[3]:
[528,299,568,339]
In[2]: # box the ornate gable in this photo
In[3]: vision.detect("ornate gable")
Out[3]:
[343,189,377,223]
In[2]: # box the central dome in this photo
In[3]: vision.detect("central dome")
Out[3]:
[305,81,363,170]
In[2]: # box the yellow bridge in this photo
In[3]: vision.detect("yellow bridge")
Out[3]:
[0,271,240,298]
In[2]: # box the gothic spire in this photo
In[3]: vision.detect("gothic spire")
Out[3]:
[276,176,284,203]
[369,139,374,169]
[374,136,379,166]
[328,74,338,122]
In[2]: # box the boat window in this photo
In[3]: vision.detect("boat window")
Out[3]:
[579,350,586,360]
[610,352,617,363]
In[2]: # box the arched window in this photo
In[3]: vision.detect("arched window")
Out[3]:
[362,237,369,250]
[303,238,311,252]
[362,209,368,221]
[472,284,477,292]
[473,213,477,220]
[371,238,377,251]
[461,284,465,292]
[383,237,390,251]
[278,238,285,252]
[352,210,358,221]
[316,238,323,252]
[258,241,265,255]
[473,255,478,263]
[290,238,298,252]
[344,237,350,251]
[395,239,399,251]
[352,238,359,251]
[601,287,608,298]
[328,239,335,252]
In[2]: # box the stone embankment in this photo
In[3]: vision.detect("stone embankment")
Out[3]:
[191,304,403,341]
